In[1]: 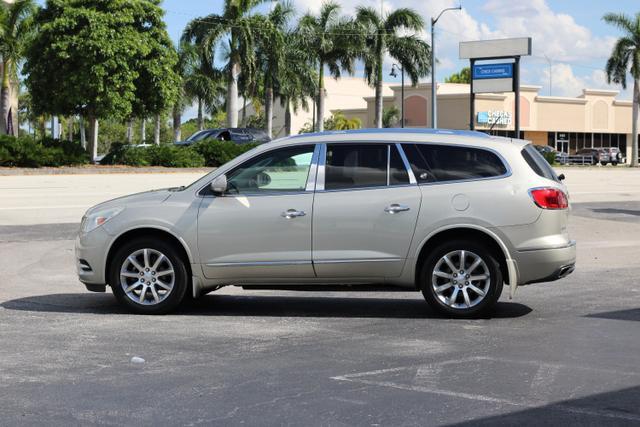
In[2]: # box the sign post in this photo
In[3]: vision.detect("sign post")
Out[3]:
[460,37,531,137]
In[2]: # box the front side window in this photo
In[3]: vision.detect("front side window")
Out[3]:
[226,145,314,194]
[402,143,507,183]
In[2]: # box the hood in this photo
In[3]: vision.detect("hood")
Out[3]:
[86,188,174,215]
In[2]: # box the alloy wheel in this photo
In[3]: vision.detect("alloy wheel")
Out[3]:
[431,250,491,309]
[119,248,175,306]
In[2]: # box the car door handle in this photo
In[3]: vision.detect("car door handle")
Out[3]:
[384,204,410,214]
[281,209,306,219]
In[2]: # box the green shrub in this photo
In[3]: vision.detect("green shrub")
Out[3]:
[147,145,205,168]
[0,135,88,167]
[194,139,258,167]
[101,143,205,167]
[542,151,556,165]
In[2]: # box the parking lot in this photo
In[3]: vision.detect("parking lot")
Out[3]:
[1,167,640,426]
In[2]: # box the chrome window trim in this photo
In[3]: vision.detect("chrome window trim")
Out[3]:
[386,144,391,186]
[315,143,327,191]
[395,143,417,184]
[305,144,322,191]
[198,143,319,197]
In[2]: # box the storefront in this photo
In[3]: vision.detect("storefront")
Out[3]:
[339,83,638,159]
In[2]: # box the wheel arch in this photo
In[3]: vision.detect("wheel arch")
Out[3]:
[414,225,514,290]
[105,227,193,286]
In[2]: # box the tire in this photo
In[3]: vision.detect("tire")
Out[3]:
[109,238,189,314]
[420,240,503,318]
[600,161,607,166]
[612,162,618,166]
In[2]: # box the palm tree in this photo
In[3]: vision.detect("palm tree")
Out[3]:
[182,0,274,128]
[278,33,317,136]
[356,7,431,128]
[298,2,361,132]
[603,12,640,167]
[382,105,400,128]
[255,2,293,138]
[0,0,36,136]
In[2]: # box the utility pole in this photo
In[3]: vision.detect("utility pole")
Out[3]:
[544,54,553,96]
[431,5,462,129]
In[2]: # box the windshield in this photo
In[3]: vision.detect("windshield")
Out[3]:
[187,130,216,142]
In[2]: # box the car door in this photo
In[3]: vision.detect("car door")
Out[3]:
[312,143,421,278]
[198,144,319,280]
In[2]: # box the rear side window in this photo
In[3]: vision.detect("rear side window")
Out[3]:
[521,144,559,182]
[324,144,410,190]
[402,143,507,183]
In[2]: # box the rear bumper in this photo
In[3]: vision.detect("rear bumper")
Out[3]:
[513,240,576,285]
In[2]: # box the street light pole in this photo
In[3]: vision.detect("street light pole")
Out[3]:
[390,64,405,128]
[431,5,461,129]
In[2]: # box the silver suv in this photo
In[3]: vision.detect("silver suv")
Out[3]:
[76,129,576,317]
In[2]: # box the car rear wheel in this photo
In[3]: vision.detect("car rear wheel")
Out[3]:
[600,161,608,166]
[420,240,503,318]
[109,238,188,314]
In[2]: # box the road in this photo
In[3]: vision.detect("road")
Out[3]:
[0,167,639,426]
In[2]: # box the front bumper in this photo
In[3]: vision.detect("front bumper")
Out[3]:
[513,241,576,285]
[75,226,111,286]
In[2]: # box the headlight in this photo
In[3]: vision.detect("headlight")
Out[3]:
[81,207,124,233]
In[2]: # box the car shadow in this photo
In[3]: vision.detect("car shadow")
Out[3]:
[585,308,640,322]
[1,292,532,319]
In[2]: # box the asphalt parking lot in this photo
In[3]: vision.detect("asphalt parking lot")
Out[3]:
[1,167,640,426]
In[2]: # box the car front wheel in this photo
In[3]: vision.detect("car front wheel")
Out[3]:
[421,241,503,318]
[109,238,188,314]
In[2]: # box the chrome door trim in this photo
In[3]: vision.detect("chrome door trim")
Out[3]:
[206,260,312,267]
[386,144,391,186]
[313,258,403,264]
[395,143,417,184]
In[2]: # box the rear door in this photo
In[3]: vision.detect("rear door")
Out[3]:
[312,143,421,278]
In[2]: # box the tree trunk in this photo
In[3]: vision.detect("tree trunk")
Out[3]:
[316,62,325,132]
[227,61,240,127]
[140,118,146,144]
[126,118,133,143]
[265,85,273,139]
[68,117,74,141]
[79,116,86,148]
[173,107,182,142]
[284,97,292,136]
[197,98,204,131]
[374,61,384,128]
[88,116,99,162]
[632,79,639,167]
[154,114,161,145]
[0,60,11,135]
[242,96,248,126]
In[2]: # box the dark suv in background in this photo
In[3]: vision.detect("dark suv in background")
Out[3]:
[175,128,270,146]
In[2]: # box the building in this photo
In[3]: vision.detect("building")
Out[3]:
[242,77,393,138]
[339,82,637,159]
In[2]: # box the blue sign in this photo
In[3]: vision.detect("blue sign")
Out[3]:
[473,63,513,80]
[477,112,489,124]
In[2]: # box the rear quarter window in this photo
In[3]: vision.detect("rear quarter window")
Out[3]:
[521,144,559,182]
[402,143,508,183]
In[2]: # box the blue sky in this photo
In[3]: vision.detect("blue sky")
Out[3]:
[161,0,638,102]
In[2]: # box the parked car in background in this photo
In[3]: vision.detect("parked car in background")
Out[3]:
[575,148,610,165]
[602,147,623,165]
[175,128,270,146]
[76,129,575,318]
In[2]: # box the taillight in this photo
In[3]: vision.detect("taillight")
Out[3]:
[529,187,568,209]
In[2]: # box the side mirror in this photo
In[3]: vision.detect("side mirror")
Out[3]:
[210,174,228,196]
[558,173,565,181]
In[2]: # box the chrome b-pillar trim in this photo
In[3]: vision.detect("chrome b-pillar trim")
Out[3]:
[315,143,327,191]
[305,144,322,192]
[395,143,417,184]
